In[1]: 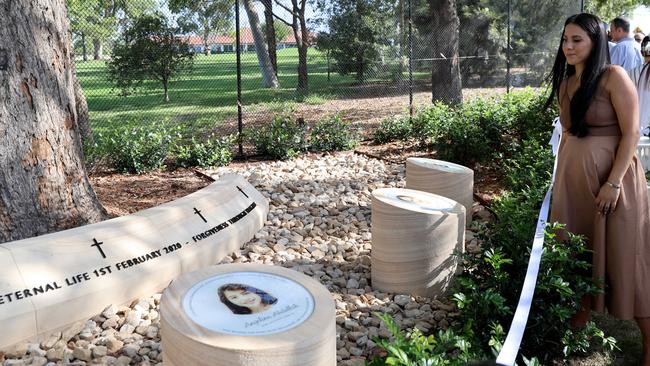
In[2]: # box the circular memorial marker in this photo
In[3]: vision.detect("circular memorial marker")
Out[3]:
[371,188,465,298]
[405,157,474,225]
[160,264,335,366]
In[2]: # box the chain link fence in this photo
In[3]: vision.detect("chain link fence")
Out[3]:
[69,0,585,158]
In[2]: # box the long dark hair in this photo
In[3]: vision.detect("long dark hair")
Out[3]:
[544,13,610,137]
[218,283,278,315]
[639,36,650,89]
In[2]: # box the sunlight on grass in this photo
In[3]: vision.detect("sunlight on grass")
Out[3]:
[76,48,431,139]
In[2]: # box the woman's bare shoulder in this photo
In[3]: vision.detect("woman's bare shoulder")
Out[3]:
[604,65,634,91]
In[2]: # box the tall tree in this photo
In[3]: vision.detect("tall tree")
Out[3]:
[66,0,156,60]
[274,0,311,91]
[0,0,107,243]
[413,0,462,105]
[587,0,650,21]
[260,0,278,75]
[430,0,461,104]
[107,14,195,102]
[318,0,394,81]
[242,0,280,88]
[169,0,233,56]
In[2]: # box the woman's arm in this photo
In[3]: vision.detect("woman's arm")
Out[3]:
[599,65,641,212]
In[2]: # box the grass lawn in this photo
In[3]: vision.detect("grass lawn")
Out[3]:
[76,48,430,137]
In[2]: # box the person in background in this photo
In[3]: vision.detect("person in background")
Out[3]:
[636,32,646,43]
[603,22,616,53]
[610,16,643,71]
[628,35,650,135]
[546,13,650,365]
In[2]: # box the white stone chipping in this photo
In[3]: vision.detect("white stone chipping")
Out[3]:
[1,152,487,366]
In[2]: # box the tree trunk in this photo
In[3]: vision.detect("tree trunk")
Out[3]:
[429,0,462,105]
[202,17,211,56]
[73,67,92,143]
[203,28,211,55]
[242,0,279,89]
[81,32,88,61]
[163,79,170,102]
[292,0,308,92]
[261,0,278,75]
[92,38,103,60]
[0,0,107,243]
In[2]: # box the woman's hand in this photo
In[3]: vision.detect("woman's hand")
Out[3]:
[595,183,621,215]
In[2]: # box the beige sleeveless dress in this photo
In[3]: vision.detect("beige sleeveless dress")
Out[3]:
[550,71,650,320]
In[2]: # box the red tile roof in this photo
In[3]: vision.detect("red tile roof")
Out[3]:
[182,28,307,46]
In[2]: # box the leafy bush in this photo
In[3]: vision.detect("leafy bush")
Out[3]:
[374,115,412,144]
[246,112,307,160]
[450,128,615,362]
[411,89,557,165]
[174,135,234,168]
[310,115,359,152]
[431,112,489,165]
[411,102,454,146]
[367,313,478,366]
[95,120,180,173]
[503,139,554,192]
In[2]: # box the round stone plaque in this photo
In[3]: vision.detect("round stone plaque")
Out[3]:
[160,264,336,366]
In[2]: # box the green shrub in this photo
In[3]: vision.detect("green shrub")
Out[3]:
[95,120,180,173]
[450,127,615,361]
[430,106,490,165]
[373,115,412,144]
[174,135,234,168]
[246,112,307,160]
[411,102,454,146]
[503,138,554,192]
[424,89,557,165]
[310,115,359,152]
[367,313,478,366]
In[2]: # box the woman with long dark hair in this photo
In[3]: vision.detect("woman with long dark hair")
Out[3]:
[218,283,278,315]
[629,35,650,134]
[545,13,650,363]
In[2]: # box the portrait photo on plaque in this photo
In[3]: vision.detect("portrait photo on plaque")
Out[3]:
[218,283,278,315]
[183,272,315,336]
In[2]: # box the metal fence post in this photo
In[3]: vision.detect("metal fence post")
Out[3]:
[580,0,584,12]
[506,0,511,93]
[408,0,413,120]
[236,0,243,157]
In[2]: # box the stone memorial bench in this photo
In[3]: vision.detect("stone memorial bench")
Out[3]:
[0,174,269,350]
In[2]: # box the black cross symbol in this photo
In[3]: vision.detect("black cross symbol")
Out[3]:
[236,186,249,199]
[91,238,106,259]
[194,207,207,223]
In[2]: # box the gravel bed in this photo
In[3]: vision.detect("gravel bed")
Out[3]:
[1,152,488,366]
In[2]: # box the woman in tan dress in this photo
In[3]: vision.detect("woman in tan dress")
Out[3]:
[545,13,650,363]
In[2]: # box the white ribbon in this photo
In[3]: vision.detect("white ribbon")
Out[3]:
[495,118,562,366]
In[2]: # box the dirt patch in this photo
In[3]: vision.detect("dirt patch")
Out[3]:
[90,88,523,214]
[211,88,513,145]
[90,169,213,217]
[90,142,504,218]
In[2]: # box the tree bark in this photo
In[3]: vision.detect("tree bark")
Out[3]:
[261,0,278,75]
[0,0,107,243]
[163,79,170,102]
[203,27,211,55]
[73,67,92,143]
[429,0,462,105]
[81,32,88,61]
[292,0,308,91]
[92,38,103,60]
[242,0,279,89]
